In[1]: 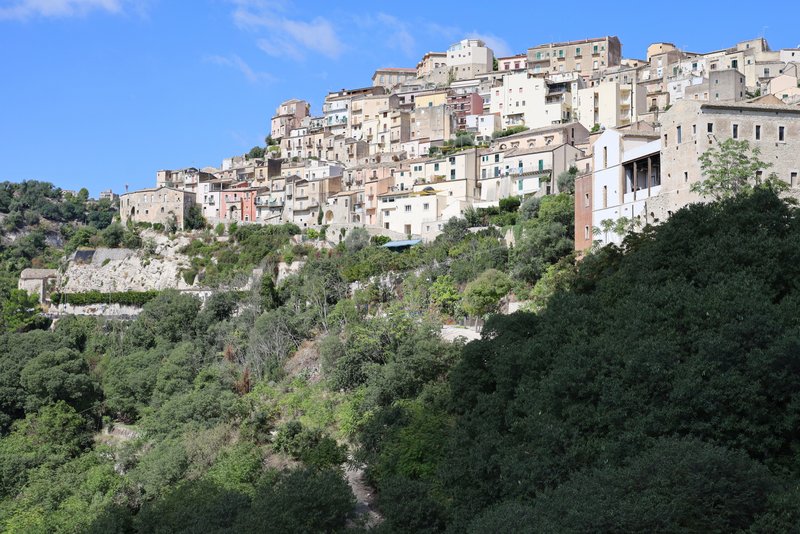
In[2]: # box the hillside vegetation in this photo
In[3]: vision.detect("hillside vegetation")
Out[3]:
[2,184,799,531]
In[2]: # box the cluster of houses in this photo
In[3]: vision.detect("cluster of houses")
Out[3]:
[119,35,800,246]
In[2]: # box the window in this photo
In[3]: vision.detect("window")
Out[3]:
[584,193,590,207]
[779,126,785,142]
[450,169,456,179]
[791,172,798,186]
[603,146,608,168]
[732,124,739,139]
[602,186,607,208]
[676,126,682,143]
[731,59,738,69]
[584,226,590,240]
[434,163,439,171]
[405,205,411,212]
[575,47,581,56]
[663,133,668,147]
[684,171,689,183]
[593,44,598,53]
[707,122,713,133]
[764,68,770,76]
[423,203,430,210]
[755,125,761,140]
[494,154,500,163]
[692,124,697,135]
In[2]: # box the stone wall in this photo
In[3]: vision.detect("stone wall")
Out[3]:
[60,233,196,293]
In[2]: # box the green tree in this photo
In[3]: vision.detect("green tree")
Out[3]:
[429,275,461,316]
[461,269,512,316]
[691,138,785,200]
[556,166,578,194]
[1,289,43,333]
[184,205,206,230]
[518,195,541,222]
[100,222,124,247]
[498,195,520,213]
[235,468,355,533]
[0,401,93,498]
[246,146,265,160]
[511,221,573,283]
[344,227,370,253]
[20,347,96,412]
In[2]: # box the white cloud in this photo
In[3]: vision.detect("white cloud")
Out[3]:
[424,22,461,43]
[230,1,344,60]
[467,32,513,58]
[375,13,415,58]
[205,54,274,84]
[0,0,132,20]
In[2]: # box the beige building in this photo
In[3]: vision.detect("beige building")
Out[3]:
[574,81,636,130]
[372,68,417,90]
[527,36,622,77]
[683,69,747,102]
[121,187,196,229]
[446,39,495,81]
[155,167,217,194]
[768,74,800,103]
[18,268,58,304]
[489,72,572,129]
[271,99,310,142]
[479,142,584,203]
[411,104,455,143]
[654,99,800,221]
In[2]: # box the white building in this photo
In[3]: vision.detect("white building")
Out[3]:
[447,39,494,81]
[590,128,661,246]
[489,72,571,129]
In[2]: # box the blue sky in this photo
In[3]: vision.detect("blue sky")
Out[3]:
[0,0,796,196]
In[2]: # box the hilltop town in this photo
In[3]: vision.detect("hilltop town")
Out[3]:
[119,35,800,248]
[7,24,800,532]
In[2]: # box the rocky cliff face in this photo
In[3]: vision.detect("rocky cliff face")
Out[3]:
[60,231,196,293]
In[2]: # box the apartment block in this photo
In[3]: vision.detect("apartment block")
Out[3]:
[489,72,572,129]
[574,81,636,130]
[271,99,310,142]
[479,142,583,203]
[446,39,495,81]
[527,36,621,77]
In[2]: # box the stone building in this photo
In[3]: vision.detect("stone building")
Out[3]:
[120,187,196,229]
[654,99,800,220]
[18,268,58,304]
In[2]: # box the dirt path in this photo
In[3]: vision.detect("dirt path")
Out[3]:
[440,324,482,342]
[345,462,382,529]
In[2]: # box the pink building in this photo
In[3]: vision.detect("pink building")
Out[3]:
[497,54,528,72]
[220,183,260,222]
[448,92,485,131]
